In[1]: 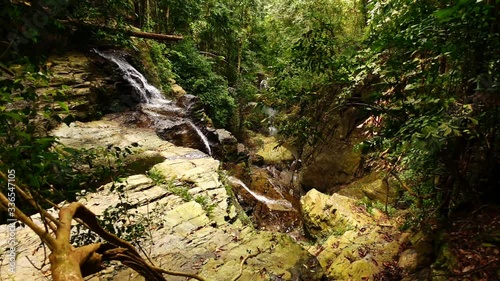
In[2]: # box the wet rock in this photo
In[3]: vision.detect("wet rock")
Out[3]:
[156,120,205,151]
[228,167,300,233]
[176,94,201,114]
[138,102,186,119]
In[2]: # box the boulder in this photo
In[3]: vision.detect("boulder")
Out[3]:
[398,249,419,273]
[301,189,373,238]
[175,94,201,114]
[216,128,238,145]
[171,83,187,97]
[252,133,295,165]
[300,137,362,192]
[338,171,400,204]
[299,109,363,192]
[302,189,403,279]
[156,120,209,153]
[212,129,245,161]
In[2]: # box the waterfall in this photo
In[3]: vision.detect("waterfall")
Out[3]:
[259,78,268,90]
[262,105,278,136]
[228,177,293,211]
[93,49,169,104]
[95,49,213,156]
[188,121,212,156]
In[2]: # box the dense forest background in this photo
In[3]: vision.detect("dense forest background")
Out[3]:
[1,0,500,280]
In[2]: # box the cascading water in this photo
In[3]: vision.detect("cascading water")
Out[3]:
[94,49,168,104]
[262,105,278,136]
[96,49,302,234]
[95,49,212,155]
[188,121,212,156]
[228,176,293,211]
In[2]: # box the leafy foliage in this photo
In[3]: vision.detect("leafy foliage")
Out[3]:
[265,0,500,224]
[356,0,500,219]
[169,40,236,127]
[0,72,72,196]
[263,0,363,158]
[0,71,133,217]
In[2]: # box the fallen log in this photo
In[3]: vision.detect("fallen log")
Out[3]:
[59,19,183,42]
[126,30,183,41]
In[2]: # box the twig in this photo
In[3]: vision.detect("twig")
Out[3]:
[231,248,262,281]
[389,171,431,200]
[25,256,47,273]
[0,64,14,76]
[6,174,62,229]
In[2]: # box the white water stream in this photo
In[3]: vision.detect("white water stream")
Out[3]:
[228,177,293,211]
[94,49,167,104]
[188,121,212,156]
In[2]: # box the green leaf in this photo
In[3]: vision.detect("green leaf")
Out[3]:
[433,7,458,20]
[57,101,69,112]
[2,112,24,122]
[404,84,417,91]
[468,117,479,125]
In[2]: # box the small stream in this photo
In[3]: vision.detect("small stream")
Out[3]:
[228,177,294,211]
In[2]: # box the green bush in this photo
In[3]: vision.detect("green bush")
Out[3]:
[0,71,133,216]
[169,40,236,127]
[148,41,174,90]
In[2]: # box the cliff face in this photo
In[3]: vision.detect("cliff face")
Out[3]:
[42,51,118,122]
[299,107,364,193]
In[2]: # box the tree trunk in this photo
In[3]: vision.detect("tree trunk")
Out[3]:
[127,30,183,41]
[58,19,183,41]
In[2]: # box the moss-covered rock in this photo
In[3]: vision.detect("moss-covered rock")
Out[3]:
[200,232,324,281]
[301,189,373,238]
[302,189,404,279]
[338,171,400,204]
